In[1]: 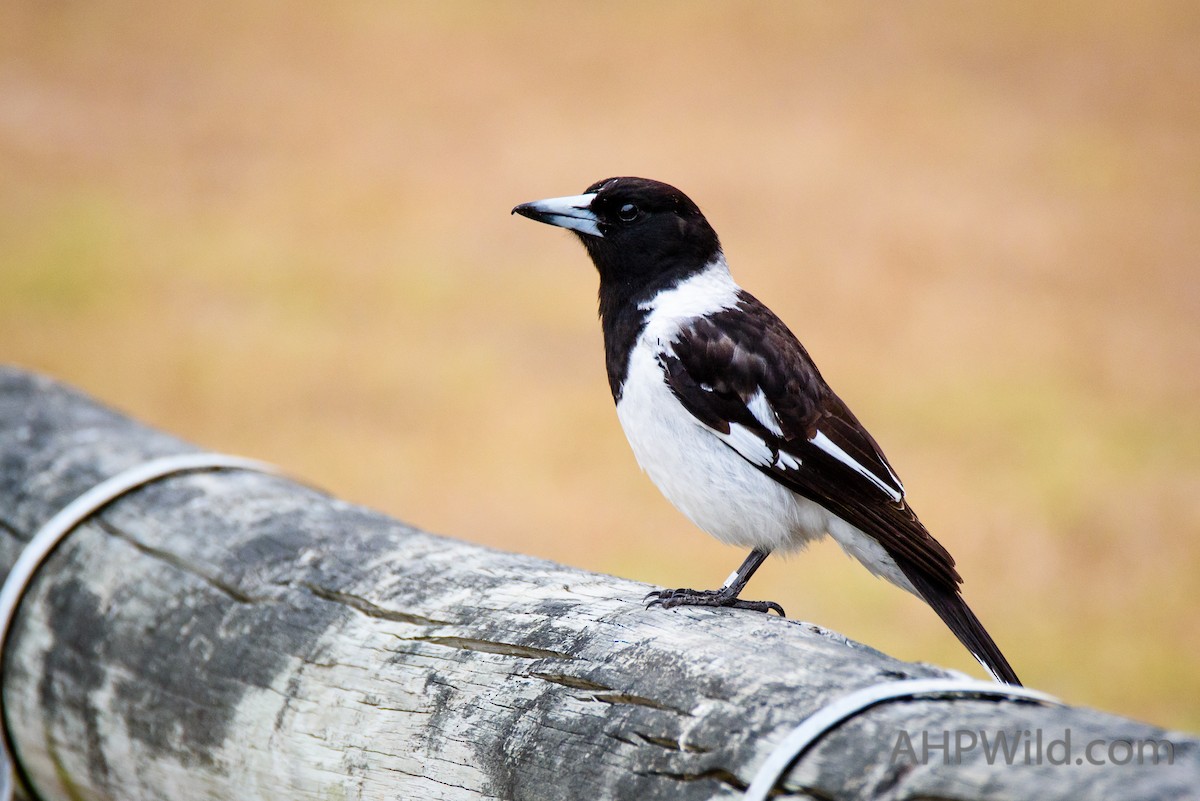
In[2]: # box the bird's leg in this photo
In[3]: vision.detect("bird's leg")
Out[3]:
[645,549,785,616]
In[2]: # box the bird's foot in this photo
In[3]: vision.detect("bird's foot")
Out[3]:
[644,587,785,617]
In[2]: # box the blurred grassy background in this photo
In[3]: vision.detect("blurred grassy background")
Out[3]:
[2,1,1198,730]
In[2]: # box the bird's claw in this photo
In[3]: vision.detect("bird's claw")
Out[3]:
[644,587,714,602]
[645,587,699,609]
[643,587,786,617]
[740,599,787,617]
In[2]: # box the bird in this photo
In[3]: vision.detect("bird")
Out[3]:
[512,176,1020,685]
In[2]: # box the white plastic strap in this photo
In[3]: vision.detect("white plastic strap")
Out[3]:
[743,677,1063,801]
[0,453,283,801]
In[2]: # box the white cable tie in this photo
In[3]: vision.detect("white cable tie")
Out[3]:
[0,453,284,801]
[743,677,1063,801]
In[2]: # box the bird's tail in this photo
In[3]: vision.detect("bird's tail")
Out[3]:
[906,571,1022,686]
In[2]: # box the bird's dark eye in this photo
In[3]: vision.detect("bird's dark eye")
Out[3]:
[617,203,639,222]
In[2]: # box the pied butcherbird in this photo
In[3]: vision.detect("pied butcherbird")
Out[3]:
[513,177,1020,685]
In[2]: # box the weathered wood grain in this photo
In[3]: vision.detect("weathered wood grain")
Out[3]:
[0,366,1196,800]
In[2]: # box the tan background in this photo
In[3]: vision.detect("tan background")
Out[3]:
[3,2,1197,730]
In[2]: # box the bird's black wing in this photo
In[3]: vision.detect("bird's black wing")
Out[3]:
[660,292,961,590]
[661,292,1021,685]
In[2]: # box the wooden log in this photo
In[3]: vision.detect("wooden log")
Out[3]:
[0,365,1195,801]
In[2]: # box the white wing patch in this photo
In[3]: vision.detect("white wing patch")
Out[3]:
[746,389,784,437]
[716,414,801,472]
[774,450,801,471]
[719,423,774,467]
[744,390,800,469]
[810,430,904,502]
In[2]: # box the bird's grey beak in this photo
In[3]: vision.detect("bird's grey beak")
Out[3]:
[511,193,602,238]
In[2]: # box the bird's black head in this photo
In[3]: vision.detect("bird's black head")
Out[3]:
[513,177,722,304]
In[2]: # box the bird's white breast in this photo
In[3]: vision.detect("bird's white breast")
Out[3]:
[614,260,822,553]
